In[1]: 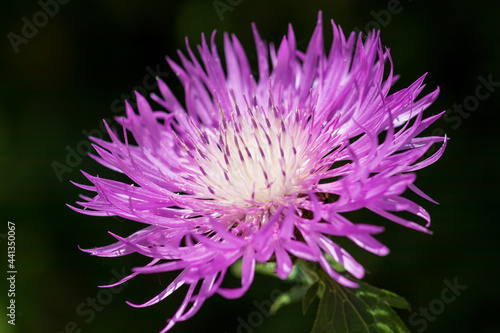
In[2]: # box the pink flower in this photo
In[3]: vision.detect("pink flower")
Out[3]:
[70,12,447,332]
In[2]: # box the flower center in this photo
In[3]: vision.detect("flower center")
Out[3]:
[186,97,321,210]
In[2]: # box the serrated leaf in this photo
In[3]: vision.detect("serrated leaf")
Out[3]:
[357,282,411,310]
[303,281,320,315]
[311,270,411,333]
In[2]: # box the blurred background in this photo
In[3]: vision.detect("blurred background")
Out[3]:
[0,0,498,332]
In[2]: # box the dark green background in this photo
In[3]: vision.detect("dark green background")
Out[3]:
[1,0,498,332]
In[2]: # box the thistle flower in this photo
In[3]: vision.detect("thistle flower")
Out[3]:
[70,12,446,332]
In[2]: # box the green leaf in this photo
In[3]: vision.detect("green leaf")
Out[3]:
[326,255,346,273]
[254,262,278,278]
[232,261,281,279]
[270,284,310,315]
[239,258,411,332]
[230,259,243,278]
[302,281,320,315]
[311,270,411,333]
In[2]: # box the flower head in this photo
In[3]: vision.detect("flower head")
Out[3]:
[71,12,446,332]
